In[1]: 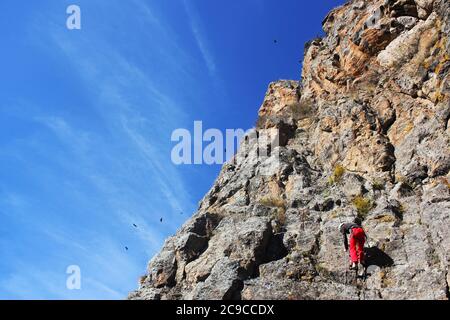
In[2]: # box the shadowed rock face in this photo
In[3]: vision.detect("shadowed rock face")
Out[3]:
[130,0,450,300]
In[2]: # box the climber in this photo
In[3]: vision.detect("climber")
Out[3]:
[339,217,366,270]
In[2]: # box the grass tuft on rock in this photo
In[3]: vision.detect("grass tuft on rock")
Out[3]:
[352,195,373,220]
[328,164,345,185]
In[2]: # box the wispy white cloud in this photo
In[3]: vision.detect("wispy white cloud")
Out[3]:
[36,28,196,218]
[83,278,124,300]
[0,192,28,212]
[33,114,178,246]
[0,0,210,299]
[115,209,163,251]
[183,0,217,75]
[34,116,92,155]
[0,185,148,300]
[119,119,189,216]
[0,250,129,300]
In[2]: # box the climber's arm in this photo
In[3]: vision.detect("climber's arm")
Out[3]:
[343,233,349,251]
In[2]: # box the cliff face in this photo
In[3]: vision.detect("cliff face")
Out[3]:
[130,0,450,300]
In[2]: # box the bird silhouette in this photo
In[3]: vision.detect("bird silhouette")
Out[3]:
[133,223,138,228]
[273,39,278,44]
[160,218,163,223]
[125,246,129,251]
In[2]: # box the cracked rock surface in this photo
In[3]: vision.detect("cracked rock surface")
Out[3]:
[130,0,449,300]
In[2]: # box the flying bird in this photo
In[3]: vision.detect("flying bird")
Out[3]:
[133,223,138,228]
[125,246,129,251]
[160,218,163,223]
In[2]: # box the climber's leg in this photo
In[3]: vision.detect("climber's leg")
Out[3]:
[357,237,365,265]
[349,234,358,268]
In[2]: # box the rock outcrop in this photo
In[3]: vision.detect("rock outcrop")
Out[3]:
[130,0,450,300]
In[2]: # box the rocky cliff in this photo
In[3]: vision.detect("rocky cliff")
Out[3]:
[129,0,450,300]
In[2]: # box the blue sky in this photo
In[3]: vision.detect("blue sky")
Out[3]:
[0,0,344,299]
